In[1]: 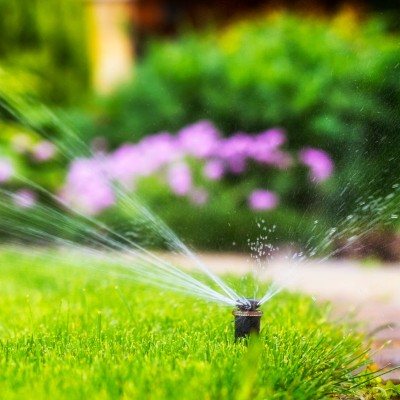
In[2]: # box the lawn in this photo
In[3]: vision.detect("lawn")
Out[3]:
[0,247,398,399]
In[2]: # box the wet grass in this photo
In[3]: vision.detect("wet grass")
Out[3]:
[0,248,398,399]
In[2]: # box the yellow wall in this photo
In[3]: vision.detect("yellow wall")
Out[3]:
[88,0,134,94]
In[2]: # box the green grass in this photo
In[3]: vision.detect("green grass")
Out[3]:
[0,248,398,399]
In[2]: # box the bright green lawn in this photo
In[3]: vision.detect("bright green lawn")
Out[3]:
[0,248,398,399]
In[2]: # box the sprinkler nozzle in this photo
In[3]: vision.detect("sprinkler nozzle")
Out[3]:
[233,299,263,340]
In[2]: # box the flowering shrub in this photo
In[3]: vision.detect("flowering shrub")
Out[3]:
[13,189,37,208]
[0,158,13,183]
[0,120,335,249]
[80,11,399,225]
[0,130,58,209]
[299,148,334,183]
[248,190,279,211]
[60,120,334,216]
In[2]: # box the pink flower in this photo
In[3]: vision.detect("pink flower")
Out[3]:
[108,144,141,187]
[256,128,286,147]
[32,141,56,161]
[299,147,334,182]
[61,158,115,215]
[203,159,224,180]
[248,189,279,211]
[167,162,192,196]
[13,189,37,208]
[109,133,180,188]
[249,129,292,168]
[137,132,181,170]
[178,120,220,158]
[217,133,253,174]
[0,159,13,182]
[190,188,208,206]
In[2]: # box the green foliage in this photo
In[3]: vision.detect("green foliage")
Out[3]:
[88,12,398,144]
[0,0,90,105]
[0,248,397,399]
[85,11,400,217]
[0,0,91,196]
[1,10,400,254]
[0,72,71,195]
[131,177,320,251]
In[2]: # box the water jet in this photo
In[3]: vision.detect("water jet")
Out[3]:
[233,299,263,340]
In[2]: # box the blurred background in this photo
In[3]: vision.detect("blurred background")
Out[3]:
[0,0,400,257]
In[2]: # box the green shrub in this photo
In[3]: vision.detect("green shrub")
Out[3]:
[85,11,400,219]
[0,0,91,193]
[2,10,400,254]
[0,69,73,196]
[0,0,90,105]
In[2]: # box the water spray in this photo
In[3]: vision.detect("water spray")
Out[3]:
[233,299,263,340]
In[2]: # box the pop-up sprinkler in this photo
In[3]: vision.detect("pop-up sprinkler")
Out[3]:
[233,299,263,340]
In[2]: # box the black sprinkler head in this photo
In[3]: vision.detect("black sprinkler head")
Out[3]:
[232,299,263,340]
